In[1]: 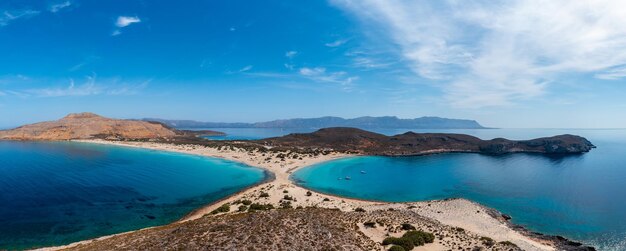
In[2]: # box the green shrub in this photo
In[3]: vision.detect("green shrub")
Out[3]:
[283,195,293,200]
[280,201,292,209]
[383,237,414,251]
[306,191,312,196]
[354,207,366,212]
[402,231,424,246]
[498,241,518,247]
[323,198,330,201]
[401,223,416,230]
[388,245,406,251]
[238,205,248,212]
[403,231,435,246]
[363,222,376,228]
[480,236,495,246]
[241,199,252,205]
[248,203,274,211]
[211,204,230,214]
[283,190,289,193]
[259,192,270,198]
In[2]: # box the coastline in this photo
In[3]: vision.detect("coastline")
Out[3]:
[38,139,591,251]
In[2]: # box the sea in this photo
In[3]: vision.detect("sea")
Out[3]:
[2,128,625,250]
[0,141,266,250]
[290,128,626,251]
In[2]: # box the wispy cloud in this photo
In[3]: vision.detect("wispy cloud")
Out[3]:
[332,0,626,107]
[285,51,298,58]
[112,16,141,36]
[0,9,40,26]
[298,67,358,90]
[116,16,141,27]
[227,65,253,74]
[325,39,349,47]
[7,76,150,98]
[49,1,72,13]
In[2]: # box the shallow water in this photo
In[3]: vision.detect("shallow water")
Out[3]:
[0,141,266,250]
[292,129,626,250]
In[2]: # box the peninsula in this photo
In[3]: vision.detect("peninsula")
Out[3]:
[1,113,595,251]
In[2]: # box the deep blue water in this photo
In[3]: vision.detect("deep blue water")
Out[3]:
[292,129,626,251]
[0,141,266,250]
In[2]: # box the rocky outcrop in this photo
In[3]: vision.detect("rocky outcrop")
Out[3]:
[0,113,180,140]
[258,127,595,155]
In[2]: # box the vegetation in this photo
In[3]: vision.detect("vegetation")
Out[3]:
[354,207,366,212]
[382,237,414,251]
[388,245,406,251]
[241,199,252,205]
[248,203,274,212]
[403,230,435,246]
[211,204,230,214]
[498,241,518,247]
[283,195,293,200]
[306,191,312,196]
[280,201,292,209]
[382,230,435,250]
[238,205,248,212]
[401,223,416,230]
[259,192,270,198]
[363,222,376,228]
[480,236,495,246]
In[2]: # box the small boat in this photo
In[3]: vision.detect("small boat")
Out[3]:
[345,176,351,180]
[360,170,366,174]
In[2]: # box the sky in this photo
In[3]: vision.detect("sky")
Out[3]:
[1,0,626,128]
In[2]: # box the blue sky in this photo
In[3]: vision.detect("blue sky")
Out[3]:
[1,0,625,128]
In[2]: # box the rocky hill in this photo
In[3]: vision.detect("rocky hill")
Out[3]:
[257,127,595,155]
[0,113,221,141]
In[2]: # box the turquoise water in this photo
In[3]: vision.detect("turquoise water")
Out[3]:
[292,129,626,250]
[0,141,266,250]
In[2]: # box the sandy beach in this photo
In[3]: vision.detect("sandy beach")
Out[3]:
[40,139,565,251]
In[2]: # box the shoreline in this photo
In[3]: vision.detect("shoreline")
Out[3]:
[38,139,591,251]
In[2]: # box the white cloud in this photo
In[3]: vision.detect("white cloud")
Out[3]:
[298,67,358,90]
[285,51,298,58]
[227,65,253,74]
[238,65,253,72]
[111,30,122,36]
[115,16,141,28]
[1,9,40,26]
[49,1,71,13]
[325,39,349,47]
[332,0,626,107]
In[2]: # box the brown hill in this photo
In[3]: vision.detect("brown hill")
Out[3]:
[0,112,181,140]
[257,127,595,155]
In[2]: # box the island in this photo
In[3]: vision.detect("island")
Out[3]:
[1,113,596,251]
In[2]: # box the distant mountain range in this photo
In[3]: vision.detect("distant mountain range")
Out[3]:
[143,116,487,129]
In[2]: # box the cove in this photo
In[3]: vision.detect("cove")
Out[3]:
[292,141,626,250]
[0,141,266,250]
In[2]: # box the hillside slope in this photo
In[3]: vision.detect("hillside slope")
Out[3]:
[0,113,179,140]
[257,127,595,155]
